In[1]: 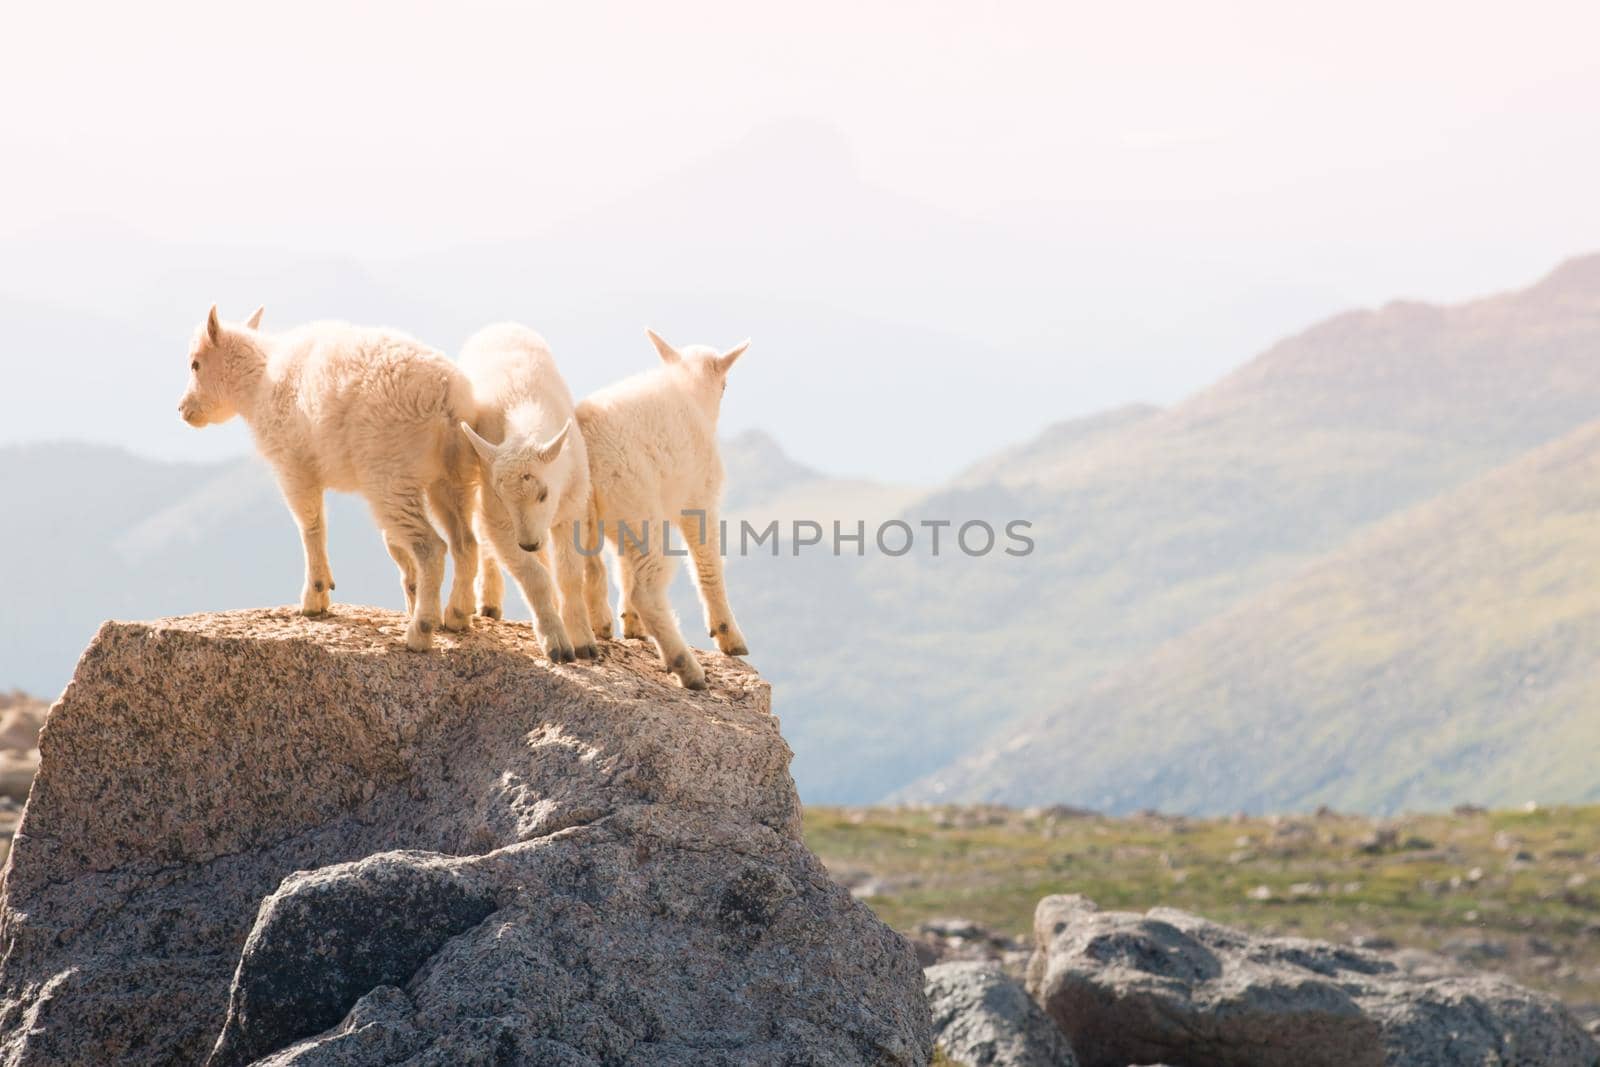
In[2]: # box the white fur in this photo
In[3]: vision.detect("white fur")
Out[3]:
[577,329,751,689]
[177,305,479,651]
[458,323,595,663]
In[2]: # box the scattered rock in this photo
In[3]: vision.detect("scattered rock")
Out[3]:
[0,609,931,1065]
[926,962,1077,1067]
[1441,937,1510,962]
[1026,894,1598,1067]
[0,691,45,804]
[1024,805,1097,824]
[915,917,1029,969]
[1355,826,1434,855]
[934,806,1013,830]
[923,918,996,941]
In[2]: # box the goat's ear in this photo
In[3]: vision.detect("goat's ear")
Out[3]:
[244,305,265,330]
[205,304,221,344]
[646,328,680,365]
[460,421,499,465]
[536,419,571,463]
[716,339,750,375]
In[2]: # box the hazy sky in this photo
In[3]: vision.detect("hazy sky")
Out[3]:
[4,1,1600,479]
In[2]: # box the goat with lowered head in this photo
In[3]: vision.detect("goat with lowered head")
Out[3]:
[458,323,596,662]
[577,329,751,689]
[177,306,480,650]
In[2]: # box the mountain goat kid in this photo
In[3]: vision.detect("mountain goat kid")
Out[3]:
[177,306,480,651]
[458,324,596,663]
[577,329,751,689]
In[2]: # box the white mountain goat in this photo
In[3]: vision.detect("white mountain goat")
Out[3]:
[577,329,751,689]
[177,306,480,651]
[458,323,596,663]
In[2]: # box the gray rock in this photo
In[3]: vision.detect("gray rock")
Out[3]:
[1026,895,1599,1067]
[0,608,931,1065]
[925,962,1077,1066]
[210,854,499,1066]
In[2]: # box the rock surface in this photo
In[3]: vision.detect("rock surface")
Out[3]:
[925,962,1076,1067]
[0,608,931,1065]
[1027,894,1599,1067]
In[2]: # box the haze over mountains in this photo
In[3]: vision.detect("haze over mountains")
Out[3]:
[4,254,1599,812]
[1,121,1276,486]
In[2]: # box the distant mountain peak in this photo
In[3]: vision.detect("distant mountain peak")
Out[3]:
[1531,250,1600,296]
[719,428,825,509]
[724,427,818,471]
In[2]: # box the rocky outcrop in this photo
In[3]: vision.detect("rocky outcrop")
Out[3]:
[0,608,931,1065]
[1027,894,1599,1067]
[925,962,1076,1067]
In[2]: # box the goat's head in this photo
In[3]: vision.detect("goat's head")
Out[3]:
[461,419,571,552]
[646,329,750,417]
[178,304,263,427]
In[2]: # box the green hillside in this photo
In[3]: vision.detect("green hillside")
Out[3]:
[806,804,1600,1022]
[907,417,1600,813]
[772,253,1600,802]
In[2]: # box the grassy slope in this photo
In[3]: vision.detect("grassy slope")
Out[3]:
[807,804,1600,1017]
[909,416,1600,814]
[782,254,1600,802]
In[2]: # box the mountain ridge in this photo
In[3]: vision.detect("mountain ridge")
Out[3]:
[903,414,1600,813]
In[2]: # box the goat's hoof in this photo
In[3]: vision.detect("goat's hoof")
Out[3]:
[301,587,332,616]
[480,605,502,620]
[574,643,599,660]
[712,624,749,656]
[547,644,576,664]
[405,625,435,652]
[670,652,707,690]
[443,609,471,633]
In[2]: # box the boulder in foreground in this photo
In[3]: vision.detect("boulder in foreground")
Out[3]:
[1027,894,1598,1067]
[0,608,931,1065]
[925,961,1076,1067]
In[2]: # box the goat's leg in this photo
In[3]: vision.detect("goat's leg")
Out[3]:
[475,514,505,619]
[281,477,334,616]
[485,516,573,661]
[625,550,705,689]
[681,508,747,656]
[552,528,599,659]
[374,491,446,651]
[427,479,479,632]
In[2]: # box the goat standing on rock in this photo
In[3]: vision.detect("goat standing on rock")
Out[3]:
[578,329,751,689]
[458,323,596,663]
[177,306,480,651]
